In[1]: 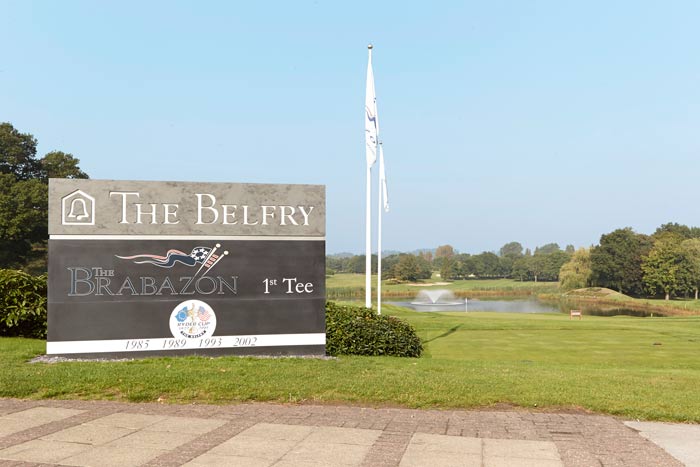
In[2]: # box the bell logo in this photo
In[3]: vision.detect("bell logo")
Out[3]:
[62,190,95,226]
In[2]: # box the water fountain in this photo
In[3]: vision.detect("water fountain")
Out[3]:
[410,289,467,311]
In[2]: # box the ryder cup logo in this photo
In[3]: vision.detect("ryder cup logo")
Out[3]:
[117,243,228,273]
[169,300,217,339]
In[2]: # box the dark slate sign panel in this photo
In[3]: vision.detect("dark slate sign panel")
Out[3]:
[48,179,325,358]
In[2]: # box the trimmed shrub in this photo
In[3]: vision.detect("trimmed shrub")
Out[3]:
[325,301,422,357]
[0,269,47,338]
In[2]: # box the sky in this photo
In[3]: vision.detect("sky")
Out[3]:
[2,1,700,255]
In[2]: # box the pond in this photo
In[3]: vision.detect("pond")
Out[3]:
[387,297,663,317]
[389,298,559,314]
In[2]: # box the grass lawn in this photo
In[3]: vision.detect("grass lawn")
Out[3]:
[2,304,700,422]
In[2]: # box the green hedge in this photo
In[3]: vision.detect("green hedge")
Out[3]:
[325,301,422,357]
[0,269,47,338]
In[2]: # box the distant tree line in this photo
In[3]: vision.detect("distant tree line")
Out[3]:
[327,242,574,283]
[329,222,700,300]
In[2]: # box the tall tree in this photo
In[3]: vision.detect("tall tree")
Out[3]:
[642,234,694,300]
[40,151,89,180]
[439,256,456,281]
[455,254,477,278]
[0,122,89,270]
[590,228,652,296]
[347,254,377,274]
[654,222,694,240]
[381,254,401,279]
[681,238,700,299]
[0,175,47,268]
[498,256,515,278]
[534,243,561,255]
[529,254,547,282]
[522,243,569,282]
[559,248,592,291]
[499,241,523,258]
[473,252,500,277]
[542,250,571,281]
[0,122,40,180]
[391,254,431,282]
[435,245,455,259]
[511,256,531,281]
[497,242,521,278]
[433,245,455,270]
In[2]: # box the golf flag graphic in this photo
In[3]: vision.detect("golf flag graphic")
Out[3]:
[365,46,379,167]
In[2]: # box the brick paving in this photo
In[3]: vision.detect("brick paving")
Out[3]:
[0,398,684,466]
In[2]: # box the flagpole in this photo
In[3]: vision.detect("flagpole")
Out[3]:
[365,44,374,309]
[365,159,372,308]
[377,142,383,315]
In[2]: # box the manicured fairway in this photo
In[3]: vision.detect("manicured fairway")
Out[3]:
[2,305,699,422]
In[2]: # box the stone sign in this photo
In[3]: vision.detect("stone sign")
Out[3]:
[48,179,326,358]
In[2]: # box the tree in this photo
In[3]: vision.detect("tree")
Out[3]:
[0,175,47,268]
[498,241,522,278]
[590,228,652,296]
[534,243,561,255]
[455,254,476,278]
[541,250,571,281]
[642,234,694,300]
[654,222,694,240]
[382,254,401,279]
[432,245,453,271]
[435,245,455,259]
[511,256,531,281]
[439,256,457,280]
[40,151,89,180]
[0,122,89,270]
[498,255,515,278]
[391,254,431,282]
[499,242,523,258]
[506,245,571,282]
[326,255,348,274]
[472,252,500,277]
[0,122,40,180]
[529,254,546,282]
[681,238,700,299]
[559,248,592,291]
[347,254,377,274]
[524,244,569,282]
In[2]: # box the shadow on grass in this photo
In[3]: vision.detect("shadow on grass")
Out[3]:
[424,324,463,344]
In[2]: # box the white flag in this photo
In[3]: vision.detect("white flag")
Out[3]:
[365,47,379,168]
[379,144,389,212]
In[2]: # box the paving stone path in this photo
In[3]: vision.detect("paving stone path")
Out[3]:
[0,399,684,466]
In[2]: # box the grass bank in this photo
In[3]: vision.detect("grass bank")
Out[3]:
[327,274,558,300]
[2,305,700,422]
[558,287,700,316]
